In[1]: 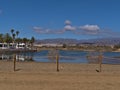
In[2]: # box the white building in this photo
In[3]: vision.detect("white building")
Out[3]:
[0,43,8,49]
[16,43,25,49]
[0,43,30,49]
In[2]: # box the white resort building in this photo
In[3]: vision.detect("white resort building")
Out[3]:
[0,43,8,49]
[0,43,30,49]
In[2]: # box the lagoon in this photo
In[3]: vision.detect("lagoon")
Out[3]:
[0,50,120,64]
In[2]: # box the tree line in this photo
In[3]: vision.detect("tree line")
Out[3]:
[0,29,35,45]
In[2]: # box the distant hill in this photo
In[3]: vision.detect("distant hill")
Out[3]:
[35,38,78,44]
[85,38,120,46]
[35,37,120,46]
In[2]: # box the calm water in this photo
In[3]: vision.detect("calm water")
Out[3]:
[0,50,120,64]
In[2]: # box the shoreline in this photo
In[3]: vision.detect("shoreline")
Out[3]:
[0,61,120,73]
[0,48,120,53]
[0,49,37,53]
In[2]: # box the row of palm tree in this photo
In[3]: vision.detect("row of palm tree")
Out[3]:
[0,29,35,49]
[10,29,19,43]
[0,33,12,43]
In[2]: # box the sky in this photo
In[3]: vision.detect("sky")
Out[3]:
[0,0,120,40]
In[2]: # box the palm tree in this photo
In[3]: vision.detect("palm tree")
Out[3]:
[30,36,35,50]
[0,34,4,43]
[4,33,12,43]
[13,33,16,42]
[16,31,19,38]
[16,31,20,48]
[11,29,14,36]
[10,29,15,48]
[4,33,12,48]
[12,33,16,48]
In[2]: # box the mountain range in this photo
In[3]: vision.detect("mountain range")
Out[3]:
[35,37,120,46]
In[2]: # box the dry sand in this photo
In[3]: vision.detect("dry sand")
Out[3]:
[0,61,120,90]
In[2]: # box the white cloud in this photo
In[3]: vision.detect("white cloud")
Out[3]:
[79,24,100,31]
[64,20,76,31]
[33,26,46,34]
[33,26,65,34]
[33,21,102,36]
[64,25,76,31]
[65,20,71,25]
[33,26,42,30]
[74,24,100,35]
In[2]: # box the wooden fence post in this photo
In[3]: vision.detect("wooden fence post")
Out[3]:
[99,54,103,72]
[13,54,16,71]
[56,54,59,72]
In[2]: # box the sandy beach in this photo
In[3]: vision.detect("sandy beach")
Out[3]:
[0,61,120,90]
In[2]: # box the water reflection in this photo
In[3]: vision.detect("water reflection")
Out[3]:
[0,50,120,64]
[0,52,34,62]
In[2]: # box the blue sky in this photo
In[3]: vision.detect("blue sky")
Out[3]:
[0,0,120,40]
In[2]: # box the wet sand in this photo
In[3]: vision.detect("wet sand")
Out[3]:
[0,61,120,90]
